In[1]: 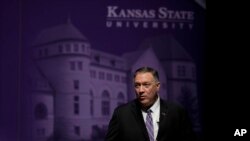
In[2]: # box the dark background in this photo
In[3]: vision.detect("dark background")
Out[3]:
[0,0,248,141]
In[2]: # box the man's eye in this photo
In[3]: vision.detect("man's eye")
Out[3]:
[134,84,140,88]
[144,84,150,87]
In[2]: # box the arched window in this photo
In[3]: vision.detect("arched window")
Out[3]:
[117,92,125,106]
[101,90,110,116]
[34,103,48,120]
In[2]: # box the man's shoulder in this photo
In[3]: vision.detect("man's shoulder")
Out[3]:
[160,99,186,111]
[115,99,136,110]
[113,99,138,114]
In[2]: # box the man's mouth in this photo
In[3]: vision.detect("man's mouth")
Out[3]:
[139,96,146,100]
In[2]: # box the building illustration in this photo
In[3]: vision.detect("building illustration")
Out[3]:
[26,20,200,141]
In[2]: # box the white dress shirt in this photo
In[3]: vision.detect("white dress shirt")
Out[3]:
[142,96,160,141]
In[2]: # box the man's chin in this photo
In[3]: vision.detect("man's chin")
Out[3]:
[139,100,150,107]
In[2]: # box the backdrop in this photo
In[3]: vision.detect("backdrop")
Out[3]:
[0,0,205,141]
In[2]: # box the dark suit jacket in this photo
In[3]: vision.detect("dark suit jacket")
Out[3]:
[105,99,196,141]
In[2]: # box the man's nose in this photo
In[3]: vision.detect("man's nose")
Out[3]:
[138,85,145,92]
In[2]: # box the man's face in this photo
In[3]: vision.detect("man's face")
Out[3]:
[134,72,160,108]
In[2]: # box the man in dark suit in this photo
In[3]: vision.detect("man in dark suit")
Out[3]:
[105,67,196,141]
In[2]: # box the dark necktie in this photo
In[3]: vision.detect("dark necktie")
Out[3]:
[146,109,154,141]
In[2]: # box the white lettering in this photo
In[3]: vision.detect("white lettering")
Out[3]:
[107,6,156,18]
[158,7,168,19]
[241,129,247,136]
[187,11,194,20]
[158,7,194,21]
[162,22,168,28]
[106,6,194,30]
[133,22,139,28]
[234,129,241,136]
[168,10,174,19]
[143,22,148,28]
[116,21,122,27]
[152,22,158,28]
[234,129,247,136]
[106,21,112,27]
[106,21,192,30]
[107,6,118,17]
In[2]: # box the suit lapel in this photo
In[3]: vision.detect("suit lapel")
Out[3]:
[159,99,168,122]
[131,100,150,141]
[157,99,169,140]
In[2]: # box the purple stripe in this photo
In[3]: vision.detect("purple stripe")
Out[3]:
[146,110,154,141]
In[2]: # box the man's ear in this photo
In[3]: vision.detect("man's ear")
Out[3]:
[156,82,160,89]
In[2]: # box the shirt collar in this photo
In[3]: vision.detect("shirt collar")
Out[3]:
[149,96,160,113]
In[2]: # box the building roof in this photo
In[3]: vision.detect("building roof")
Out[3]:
[122,49,144,69]
[138,34,193,61]
[33,22,88,46]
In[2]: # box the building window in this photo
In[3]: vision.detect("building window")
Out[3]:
[117,92,125,106]
[74,96,79,102]
[78,61,83,70]
[74,96,80,115]
[70,61,76,71]
[90,90,94,116]
[102,90,110,116]
[102,101,110,116]
[74,126,80,136]
[66,44,71,52]
[34,103,48,120]
[85,44,90,53]
[81,44,85,52]
[73,80,79,90]
[177,65,186,77]
[58,45,63,53]
[106,73,112,81]
[94,56,100,63]
[90,70,96,78]
[114,75,120,82]
[70,61,83,71]
[74,103,79,115]
[74,44,79,52]
[92,125,100,138]
[99,72,105,80]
